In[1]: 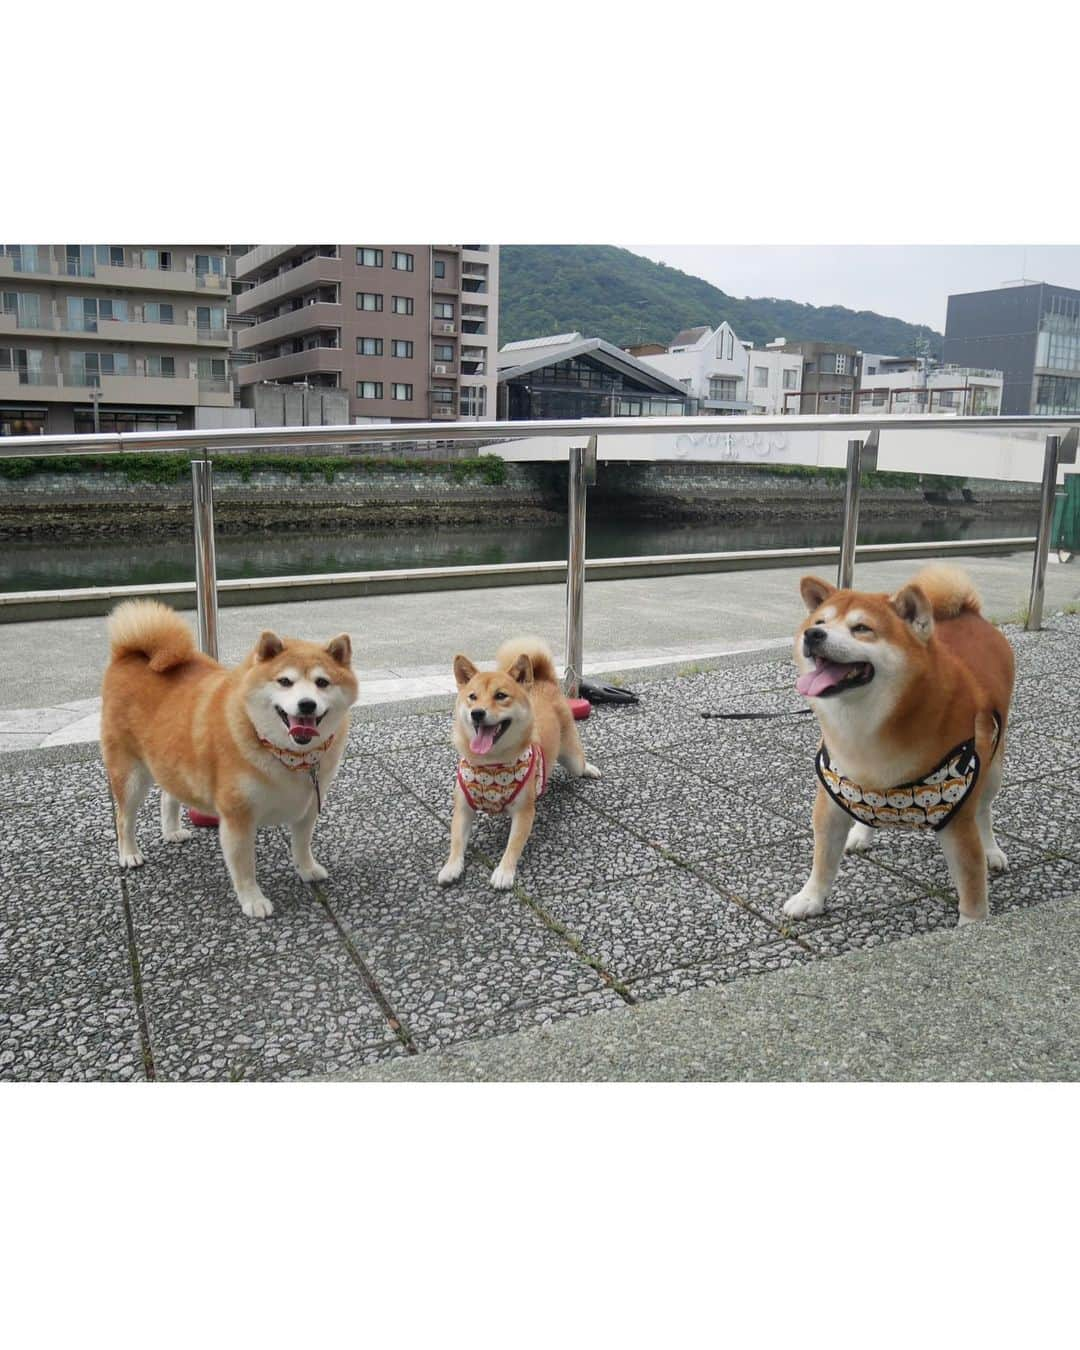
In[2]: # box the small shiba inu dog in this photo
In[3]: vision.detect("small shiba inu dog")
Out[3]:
[437,636,600,890]
[101,600,357,918]
[788,565,1014,925]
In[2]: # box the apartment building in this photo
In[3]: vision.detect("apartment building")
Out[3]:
[858,354,1003,416]
[0,244,234,436]
[231,245,499,424]
[944,280,1080,415]
[773,339,861,414]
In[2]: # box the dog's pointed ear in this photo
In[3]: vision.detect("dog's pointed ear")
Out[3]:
[256,630,284,662]
[325,634,351,667]
[453,654,478,687]
[890,584,934,642]
[508,654,534,686]
[800,575,836,613]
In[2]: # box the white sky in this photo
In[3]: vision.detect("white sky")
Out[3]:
[624,246,1080,334]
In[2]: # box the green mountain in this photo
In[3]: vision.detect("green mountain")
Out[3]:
[497,245,942,359]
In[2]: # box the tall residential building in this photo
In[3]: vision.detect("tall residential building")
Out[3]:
[944,281,1080,415]
[231,245,499,423]
[1,244,234,436]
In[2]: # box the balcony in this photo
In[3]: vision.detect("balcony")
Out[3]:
[431,319,457,337]
[0,254,231,295]
[234,255,343,317]
[0,368,60,396]
[235,346,344,387]
[233,245,311,282]
[431,362,458,378]
[237,302,342,350]
[428,403,456,420]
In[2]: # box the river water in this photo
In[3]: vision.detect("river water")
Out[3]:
[1,507,1037,593]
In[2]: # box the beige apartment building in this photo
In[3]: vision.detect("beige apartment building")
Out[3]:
[231,245,499,423]
[0,245,234,436]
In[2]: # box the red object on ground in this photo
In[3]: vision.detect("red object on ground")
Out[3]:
[569,697,592,720]
[188,810,220,829]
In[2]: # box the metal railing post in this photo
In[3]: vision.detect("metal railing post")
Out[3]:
[563,437,596,698]
[837,438,864,590]
[191,458,219,659]
[1026,433,1063,632]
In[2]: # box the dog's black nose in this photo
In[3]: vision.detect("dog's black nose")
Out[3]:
[297,698,317,715]
[804,626,827,653]
[470,708,486,725]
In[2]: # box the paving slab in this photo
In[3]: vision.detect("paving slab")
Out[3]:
[4,610,1080,1081]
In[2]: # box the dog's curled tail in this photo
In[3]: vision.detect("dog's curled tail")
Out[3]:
[495,635,559,685]
[910,564,983,619]
[107,599,196,673]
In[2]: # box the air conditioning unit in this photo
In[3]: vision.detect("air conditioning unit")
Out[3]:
[433,363,449,375]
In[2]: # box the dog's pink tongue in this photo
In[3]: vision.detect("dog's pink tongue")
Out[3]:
[288,714,318,744]
[470,725,498,754]
[797,661,850,698]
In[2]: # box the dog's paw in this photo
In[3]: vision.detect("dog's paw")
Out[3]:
[297,860,328,883]
[986,846,1010,874]
[437,859,464,886]
[783,887,826,919]
[239,891,274,920]
[161,827,193,844]
[118,848,145,870]
[581,762,602,780]
[490,863,517,890]
[844,823,875,855]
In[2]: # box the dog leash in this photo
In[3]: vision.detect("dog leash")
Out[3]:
[700,708,812,720]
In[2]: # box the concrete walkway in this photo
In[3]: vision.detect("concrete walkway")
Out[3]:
[3,548,1078,751]
[4,607,1080,1081]
[341,895,1080,1081]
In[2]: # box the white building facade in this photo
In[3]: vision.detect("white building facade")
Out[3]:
[636,322,802,414]
[858,354,1003,415]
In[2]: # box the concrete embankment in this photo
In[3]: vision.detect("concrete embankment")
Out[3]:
[0,458,1039,542]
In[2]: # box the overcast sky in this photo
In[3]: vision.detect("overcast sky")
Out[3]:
[625,246,1080,333]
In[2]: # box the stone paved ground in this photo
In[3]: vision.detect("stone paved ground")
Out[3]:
[3,616,1080,1081]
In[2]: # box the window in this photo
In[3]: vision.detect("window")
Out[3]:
[71,351,129,383]
[835,353,849,376]
[142,249,173,271]
[433,343,454,362]
[434,259,446,279]
[146,355,176,377]
[434,302,454,320]
[95,246,124,267]
[391,339,414,358]
[392,383,413,400]
[2,292,40,328]
[709,376,739,400]
[392,295,414,315]
[392,251,414,272]
[143,303,174,324]
[357,381,383,399]
[357,337,383,356]
[196,305,226,331]
[725,331,734,360]
[460,385,487,417]
[357,292,383,311]
[431,387,454,404]
[195,254,225,277]
[0,347,44,384]
[753,366,769,388]
[66,296,129,331]
[356,248,383,267]
[197,357,226,380]
[782,368,798,389]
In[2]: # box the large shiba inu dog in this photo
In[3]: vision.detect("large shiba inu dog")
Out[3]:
[788,565,1014,925]
[437,636,600,890]
[101,600,357,918]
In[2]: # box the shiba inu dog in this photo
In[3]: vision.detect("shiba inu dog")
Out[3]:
[787,565,1014,925]
[437,636,600,890]
[101,600,357,918]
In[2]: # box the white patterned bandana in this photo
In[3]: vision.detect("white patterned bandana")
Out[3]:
[457,744,546,815]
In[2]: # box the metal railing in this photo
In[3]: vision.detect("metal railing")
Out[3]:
[1,413,1078,683]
